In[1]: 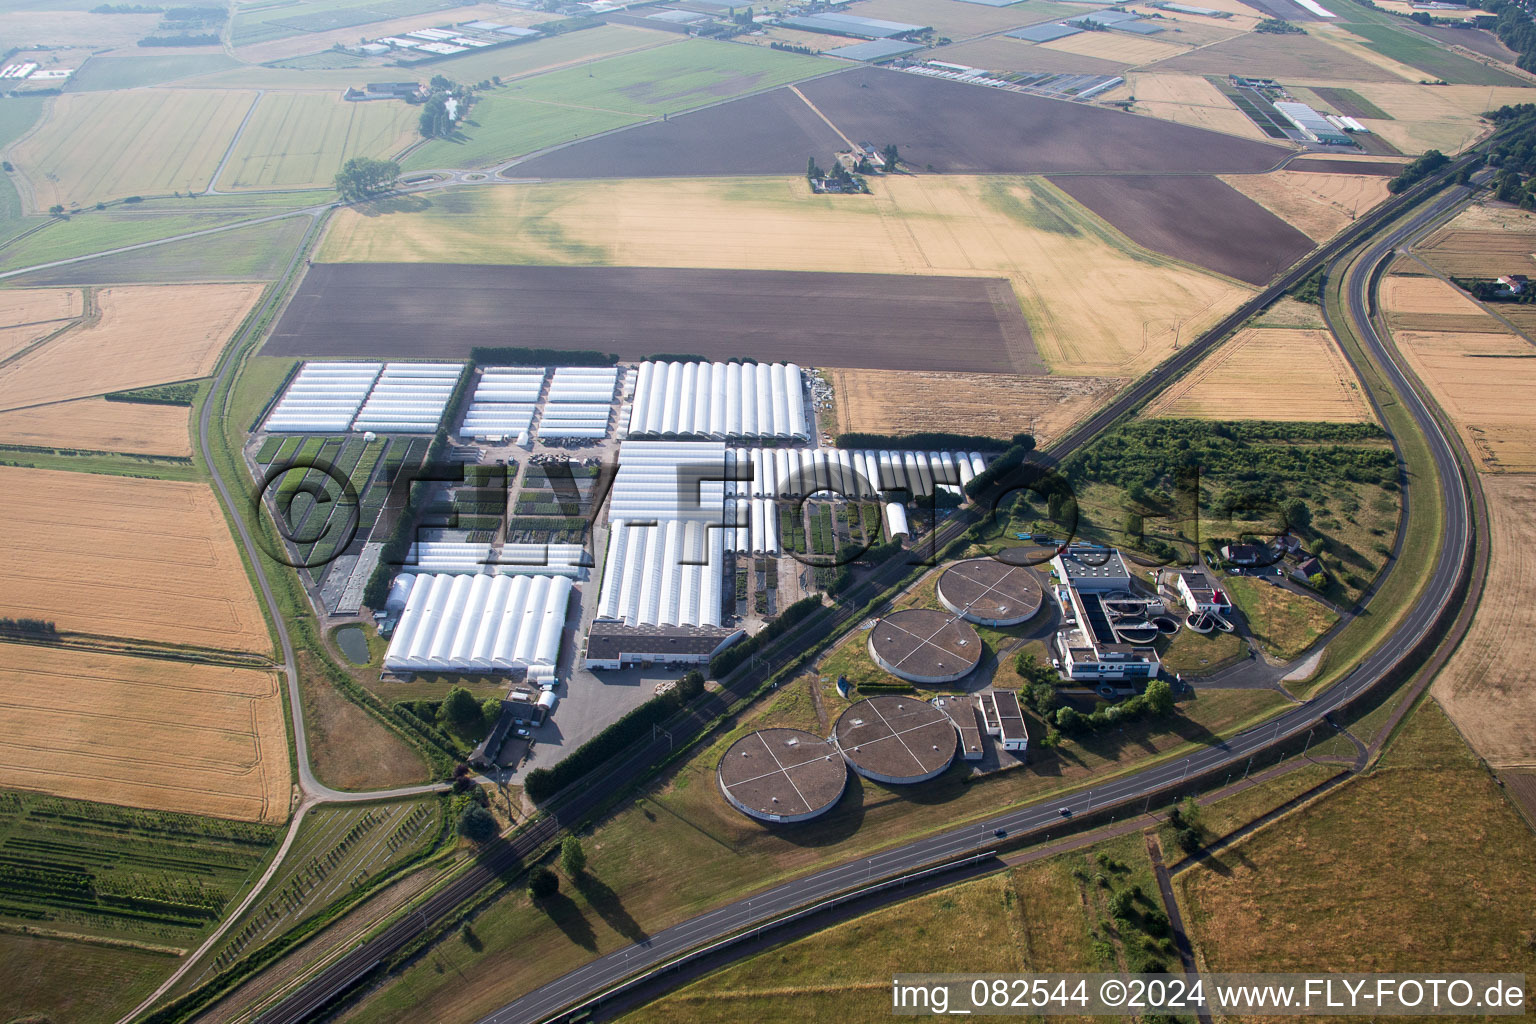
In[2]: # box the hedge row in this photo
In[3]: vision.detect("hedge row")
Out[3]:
[836,431,1029,452]
[709,594,824,677]
[470,346,617,366]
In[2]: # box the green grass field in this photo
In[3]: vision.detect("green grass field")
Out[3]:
[0,930,179,1024]
[1222,575,1339,661]
[230,0,462,47]
[6,213,311,284]
[0,196,317,275]
[10,89,255,207]
[220,91,417,189]
[402,40,834,171]
[67,54,243,92]
[1329,1,1526,85]
[0,96,46,244]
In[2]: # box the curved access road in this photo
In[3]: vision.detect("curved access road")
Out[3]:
[464,185,1480,1024]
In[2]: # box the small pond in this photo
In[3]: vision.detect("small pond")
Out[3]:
[336,625,370,665]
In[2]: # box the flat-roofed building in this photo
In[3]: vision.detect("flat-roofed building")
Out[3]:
[1052,546,1160,682]
[933,694,985,760]
[1162,568,1230,615]
[1052,545,1133,592]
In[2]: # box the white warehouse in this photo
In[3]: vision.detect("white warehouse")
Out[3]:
[384,572,572,677]
[626,361,808,441]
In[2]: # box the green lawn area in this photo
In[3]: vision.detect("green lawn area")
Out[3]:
[341,679,1287,1024]
[1157,624,1247,676]
[1326,2,1526,87]
[401,98,646,172]
[402,40,834,171]
[1177,701,1536,975]
[68,54,242,92]
[1222,575,1338,662]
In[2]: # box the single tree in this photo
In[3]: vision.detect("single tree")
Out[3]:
[1284,497,1311,532]
[806,155,822,180]
[527,865,560,901]
[882,143,899,170]
[457,804,497,844]
[1143,678,1175,717]
[482,696,502,728]
[333,157,399,202]
[1055,705,1081,732]
[560,835,586,877]
[441,685,480,727]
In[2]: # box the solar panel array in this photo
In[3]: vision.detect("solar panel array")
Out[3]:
[264,362,381,433]
[460,367,544,440]
[540,367,617,438]
[353,362,463,433]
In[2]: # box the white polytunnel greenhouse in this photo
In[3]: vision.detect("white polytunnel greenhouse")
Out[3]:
[546,366,619,404]
[595,519,725,628]
[721,448,987,500]
[264,361,382,433]
[460,367,544,439]
[384,572,572,673]
[625,361,808,440]
[403,541,588,577]
[352,362,463,433]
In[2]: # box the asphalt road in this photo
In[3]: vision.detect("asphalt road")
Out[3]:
[463,187,1479,1024]
[243,167,1478,1024]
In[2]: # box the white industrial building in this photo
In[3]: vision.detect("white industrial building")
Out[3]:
[352,362,463,433]
[1274,100,1351,145]
[1050,546,1160,683]
[264,362,382,433]
[626,361,809,440]
[383,572,572,679]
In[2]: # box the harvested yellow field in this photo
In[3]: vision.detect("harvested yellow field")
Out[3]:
[1434,475,1536,766]
[0,397,191,455]
[319,176,1255,376]
[9,90,254,208]
[1126,72,1272,141]
[1253,296,1327,328]
[1415,210,1536,279]
[1040,28,1190,66]
[831,369,1127,446]
[0,467,270,653]
[1221,170,1390,242]
[1375,0,1483,19]
[220,91,418,190]
[0,643,287,822]
[1322,81,1536,155]
[0,287,81,361]
[1122,7,1250,43]
[1143,327,1374,422]
[1393,329,1536,471]
[1380,272,1483,316]
[0,283,262,412]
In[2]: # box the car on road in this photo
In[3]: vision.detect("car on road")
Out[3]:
[994,828,1007,837]
[1058,807,1072,817]
[515,727,530,738]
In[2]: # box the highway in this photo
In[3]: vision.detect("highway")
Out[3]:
[239,165,1479,1024]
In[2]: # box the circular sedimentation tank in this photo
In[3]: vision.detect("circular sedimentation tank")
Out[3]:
[716,728,847,823]
[867,608,982,684]
[834,696,957,784]
[936,558,1043,627]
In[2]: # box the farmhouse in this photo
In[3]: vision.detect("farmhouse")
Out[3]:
[1292,555,1326,583]
[1497,274,1528,296]
[1220,542,1266,566]
[1050,546,1160,683]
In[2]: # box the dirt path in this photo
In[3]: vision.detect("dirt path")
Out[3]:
[789,84,856,151]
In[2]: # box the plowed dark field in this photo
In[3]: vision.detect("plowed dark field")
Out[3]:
[511,67,1287,179]
[1289,158,1403,176]
[1053,174,1316,286]
[264,264,1045,374]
